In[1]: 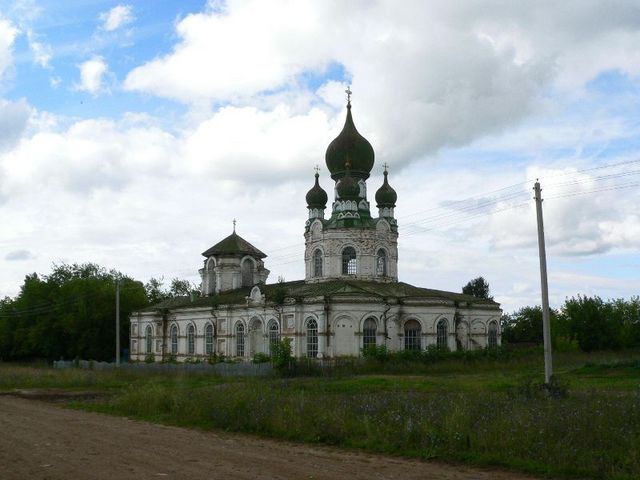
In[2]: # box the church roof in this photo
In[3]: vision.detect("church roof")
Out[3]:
[142,279,499,311]
[201,231,267,258]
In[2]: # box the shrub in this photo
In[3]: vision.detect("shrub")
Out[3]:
[144,353,155,364]
[252,352,270,364]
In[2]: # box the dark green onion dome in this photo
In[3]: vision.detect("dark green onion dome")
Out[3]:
[305,172,328,209]
[336,161,360,199]
[375,169,397,207]
[325,102,375,180]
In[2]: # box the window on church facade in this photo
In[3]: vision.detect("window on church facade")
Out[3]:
[404,320,421,351]
[187,324,195,355]
[170,325,178,354]
[342,247,357,275]
[145,325,153,354]
[437,319,448,349]
[241,258,253,287]
[236,323,245,357]
[363,318,377,349]
[313,249,323,277]
[205,324,214,355]
[376,249,387,276]
[488,321,498,348]
[306,318,318,358]
[268,321,280,356]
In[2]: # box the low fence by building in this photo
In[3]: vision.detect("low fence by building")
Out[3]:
[53,359,273,377]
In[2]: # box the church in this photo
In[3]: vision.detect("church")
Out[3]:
[129,96,502,361]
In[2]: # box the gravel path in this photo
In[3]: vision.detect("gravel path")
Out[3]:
[0,395,542,480]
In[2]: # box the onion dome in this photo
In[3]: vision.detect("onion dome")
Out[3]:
[336,160,360,199]
[375,168,397,208]
[306,172,328,209]
[325,102,375,180]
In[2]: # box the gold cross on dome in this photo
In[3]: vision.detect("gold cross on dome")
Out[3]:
[345,85,352,104]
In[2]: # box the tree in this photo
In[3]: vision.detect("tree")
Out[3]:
[462,276,493,300]
[0,263,147,361]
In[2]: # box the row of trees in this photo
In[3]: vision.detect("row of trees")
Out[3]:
[463,276,640,351]
[0,263,196,362]
[501,297,640,351]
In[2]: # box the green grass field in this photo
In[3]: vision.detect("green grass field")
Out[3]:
[1,350,639,480]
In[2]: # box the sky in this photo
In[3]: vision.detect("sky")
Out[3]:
[0,0,639,313]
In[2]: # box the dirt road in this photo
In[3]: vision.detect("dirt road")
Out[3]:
[0,396,540,480]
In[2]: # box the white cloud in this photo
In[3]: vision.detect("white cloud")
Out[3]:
[99,5,134,32]
[0,17,19,81]
[26,30,51,67]
[75,56,109,94]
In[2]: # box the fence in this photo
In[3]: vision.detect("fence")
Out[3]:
[53,359,273,377]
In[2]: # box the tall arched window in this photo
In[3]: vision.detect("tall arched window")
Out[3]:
[342,247,357,275]
[376,249,387,276]
[313,249,323,277]
[206,257,216,294]
[306,318,318,358]
[437,319,448,349]
[488,321,498,348]
[241,258,253,287]
[170,325,178,354]
[363,317,377,350]
[236,323,245,357]
[145,325,153,354]
[404,320,421,351]
[205,324,214,355]
[268,321,280,355]
[187,324,195,355]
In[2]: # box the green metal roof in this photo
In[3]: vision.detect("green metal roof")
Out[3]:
[202,231,267,258]
[142,279,499,312]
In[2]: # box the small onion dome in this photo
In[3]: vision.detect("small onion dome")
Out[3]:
[375,169,397,208]
[325,102,375,180]
[336,161,360,199]
[306,172,328,209]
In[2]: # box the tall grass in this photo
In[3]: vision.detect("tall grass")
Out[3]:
[92,380,640,479]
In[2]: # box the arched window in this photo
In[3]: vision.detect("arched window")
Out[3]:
[342,247,357,275]
[145,325,153,354]
[488,321,498,348]
[187,324,195,355]
[206,257,216,294]
[170,325,178,354]
[363,317,377,350]
[404,320,421,351]
[313,249,323,277]
[437,319,448,349]
[306,318,318,358]
[268,321,280,355]
[205,324,214,355]
[241,258,253,287]
[376,249,387,276]
[236,323,245,357]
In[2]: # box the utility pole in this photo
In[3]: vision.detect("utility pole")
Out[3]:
[116,279,120,366]
[534,180,553,384]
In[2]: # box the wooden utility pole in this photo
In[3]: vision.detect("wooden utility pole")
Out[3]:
[116,279,120,366]
[534,180,553,384]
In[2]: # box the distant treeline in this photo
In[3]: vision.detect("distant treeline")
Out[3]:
[502,296,640,351]
[1,263,638,361]
[0,263,197,362]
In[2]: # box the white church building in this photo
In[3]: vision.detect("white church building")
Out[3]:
[130,99,502,361]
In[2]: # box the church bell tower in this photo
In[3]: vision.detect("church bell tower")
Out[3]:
[304,89,398,283]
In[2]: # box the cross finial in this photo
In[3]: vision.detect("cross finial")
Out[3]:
[314,164,320,174]
[232,218,236,233]
[345,85,352,105]
[383,162,389,173]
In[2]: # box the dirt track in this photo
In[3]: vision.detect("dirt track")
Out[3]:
[0,396,541,480]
